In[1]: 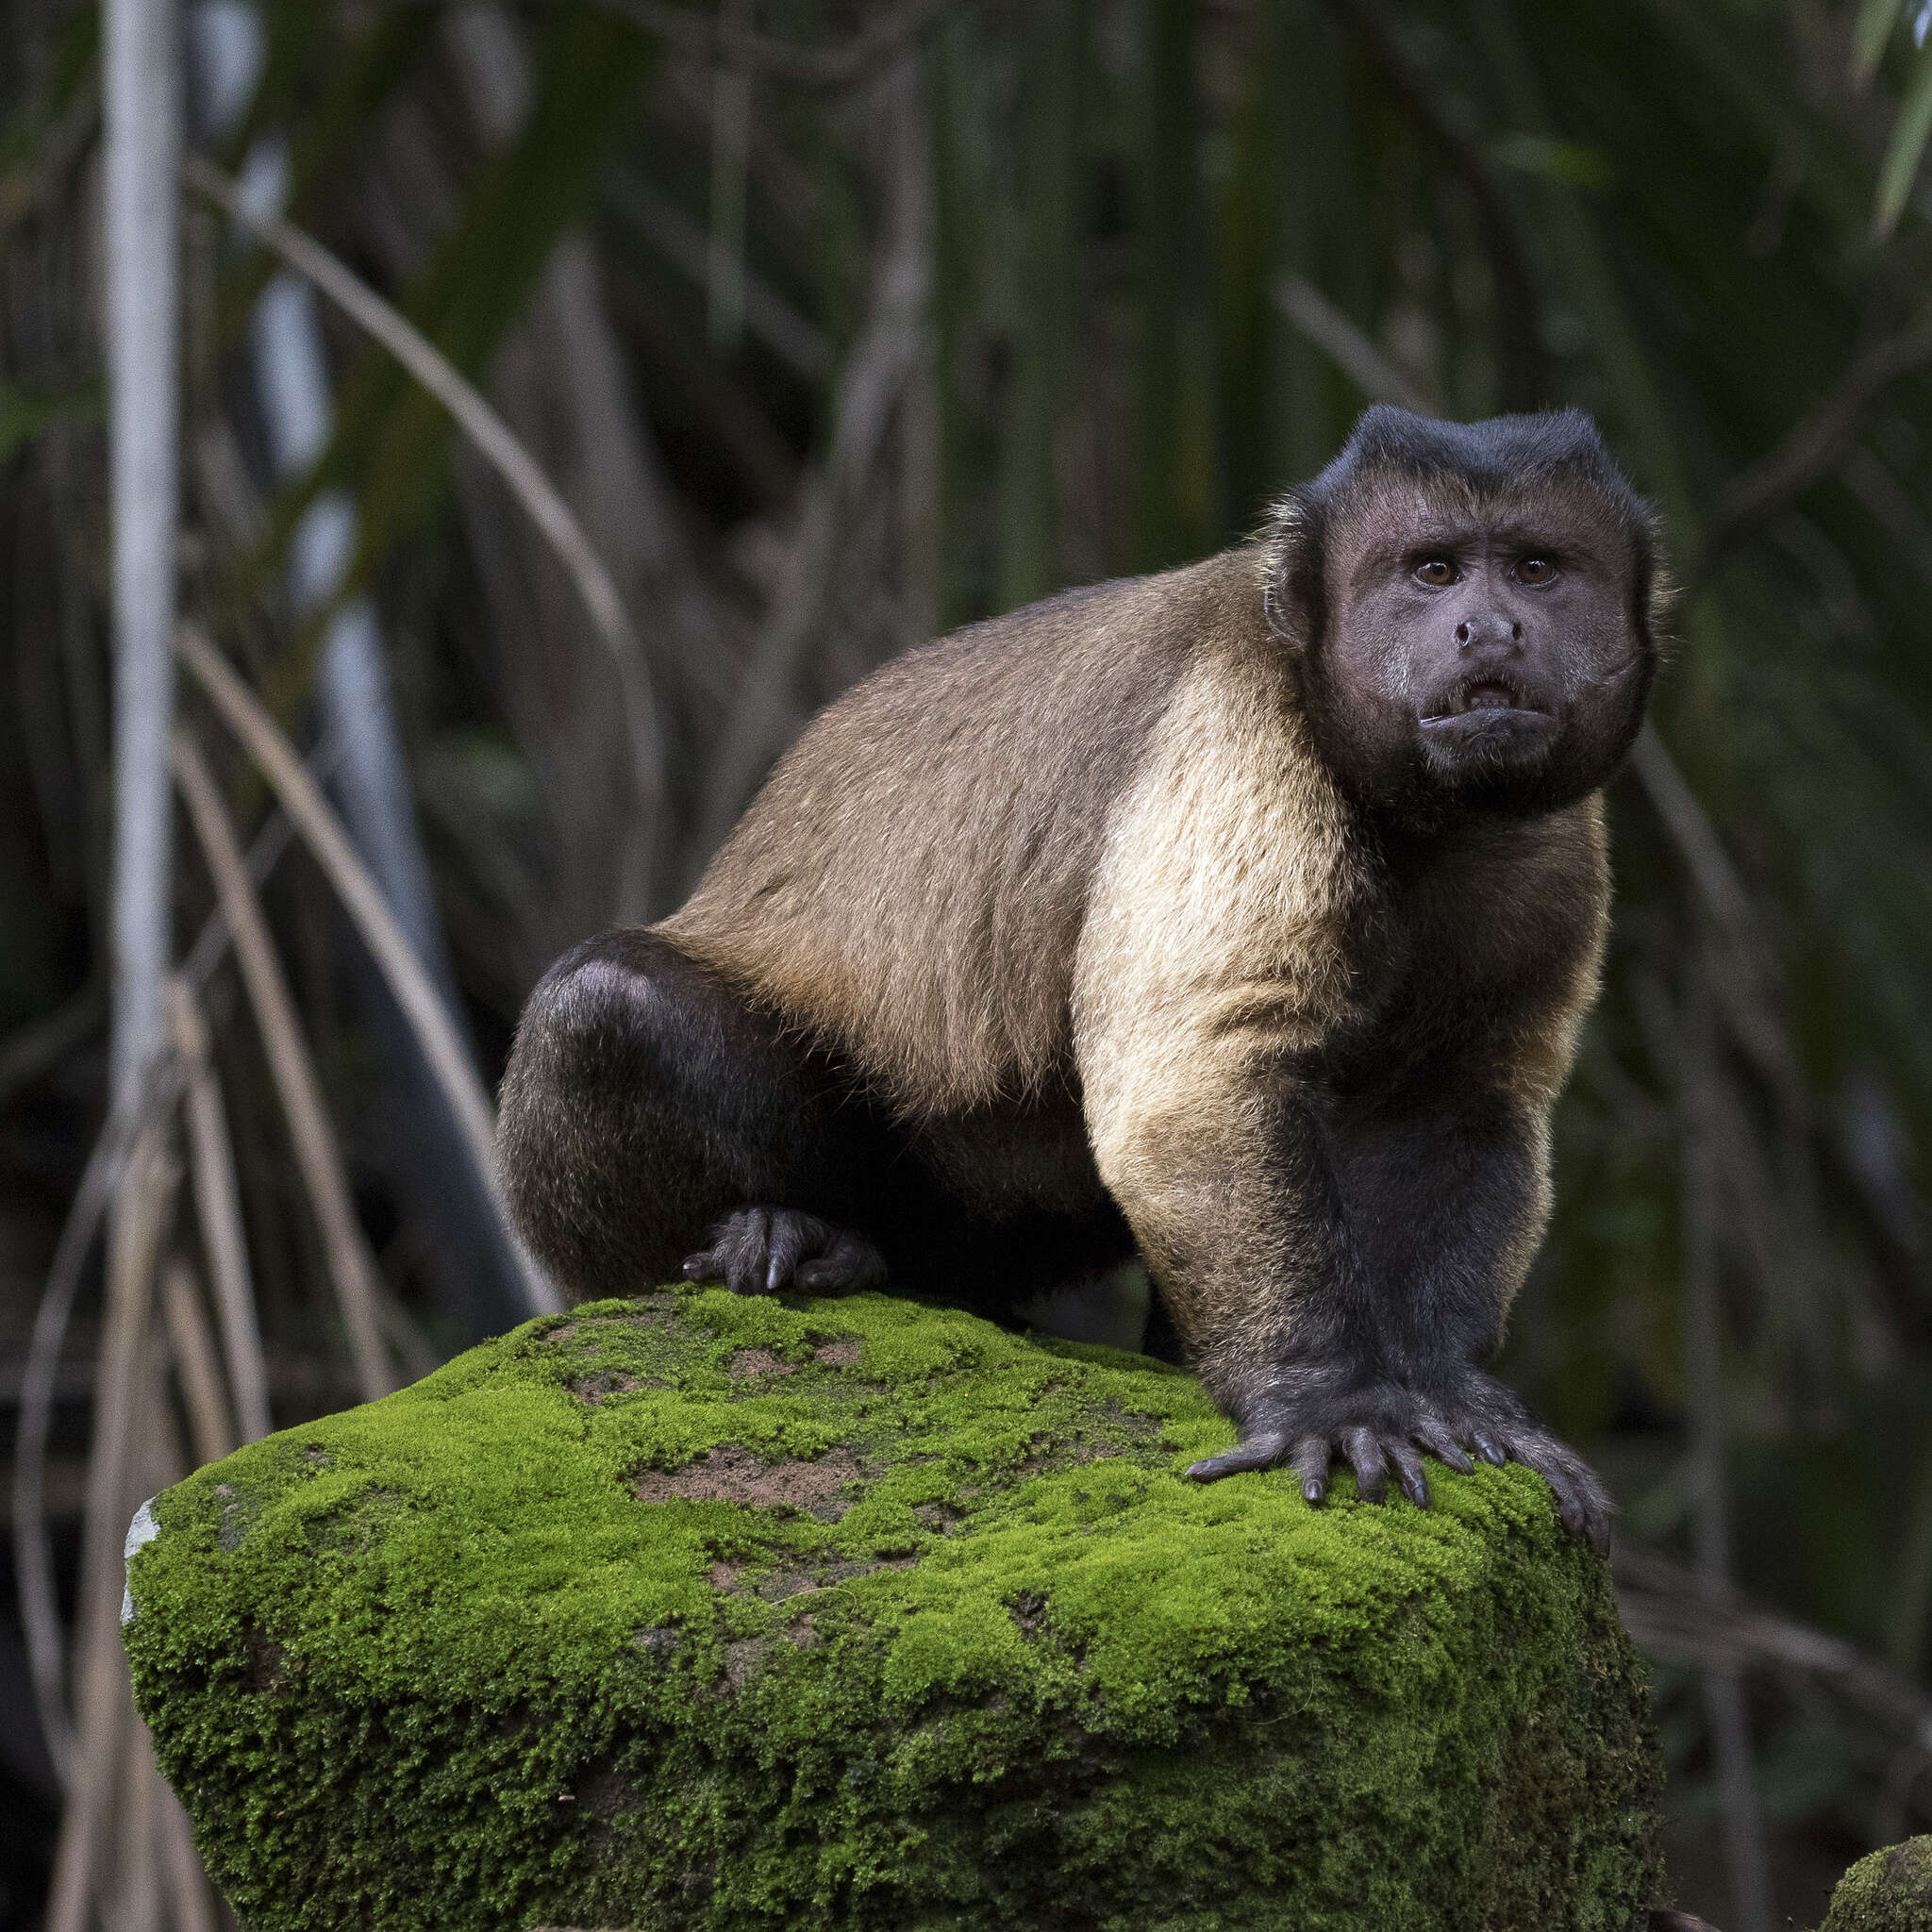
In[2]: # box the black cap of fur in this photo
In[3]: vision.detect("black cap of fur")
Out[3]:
[1307,406,1645,515]
[1270,406,1673,656]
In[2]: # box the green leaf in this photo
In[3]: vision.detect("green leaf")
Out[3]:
[1854,0,1907,86]
[1486,131,1616,192]
[1874,38,1932,234]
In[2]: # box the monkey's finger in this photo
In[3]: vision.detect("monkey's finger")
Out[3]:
[1544,1456,1612,1556]
[681,1249,723,1284]
[1538,1463,1590,1542]
[1508,1436,1613,1555]
[1385,1438,1431,1509]
[763,1213,818,1291]
[1341,1427,1389,1503]
[1186,1431,1291,1482]
[1471,1431,1508,1467]
[796,1234,887,1293]
[724,1208,770,1295]
[1411,1419,1474,1475]
[1291,1435,1330,1505]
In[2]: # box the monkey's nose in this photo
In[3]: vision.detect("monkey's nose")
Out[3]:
[1454,615,1524,650]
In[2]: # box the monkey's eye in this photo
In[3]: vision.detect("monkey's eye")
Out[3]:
[1515,556,1559,585]
[1413,558,1458,587]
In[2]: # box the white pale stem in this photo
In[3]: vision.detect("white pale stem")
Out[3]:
[106,0,182,1117]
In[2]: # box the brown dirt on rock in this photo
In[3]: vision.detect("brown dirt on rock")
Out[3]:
[632,1443,865,1517]
[726,1348,795,1379]
[811,1338,862,1368]
[570,1371,643,1406]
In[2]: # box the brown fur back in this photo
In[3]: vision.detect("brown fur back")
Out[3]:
[662,550,1272,1113]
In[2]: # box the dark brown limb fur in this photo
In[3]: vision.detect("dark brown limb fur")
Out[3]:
[498,928,1137,1316]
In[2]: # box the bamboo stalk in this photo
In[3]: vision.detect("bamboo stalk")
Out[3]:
[172,729,394,1403]
[179,153,663,914]
[105,0,182,1118]
[1681,933,1774,1932]
[161,1255,235,1470]
[15,790,328,1784]
[125,1335,191,1932]
[175,624,560,1317]
[158,1780,219,1932]
[693,59,931,855]
[167,976,273,1443]
[45,1119,178,1932]
[114,1695,161,1932]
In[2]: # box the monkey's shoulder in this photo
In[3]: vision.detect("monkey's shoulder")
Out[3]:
[666,551,1273,1111]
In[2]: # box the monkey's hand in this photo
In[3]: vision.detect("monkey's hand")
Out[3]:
[682,1207,888,1297]
[1185,1368,1611,1553]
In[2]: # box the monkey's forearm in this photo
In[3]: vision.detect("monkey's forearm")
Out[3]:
[1106,1082,1609,1548]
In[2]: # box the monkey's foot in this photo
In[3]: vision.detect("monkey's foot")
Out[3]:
[1185,1373,1611,1553]
[682,1208,888,1298]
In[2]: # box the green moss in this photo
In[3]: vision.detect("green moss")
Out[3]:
[1821,1838,1932,1932]
[126,1289,1659,1931]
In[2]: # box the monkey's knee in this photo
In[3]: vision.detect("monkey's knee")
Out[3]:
[497,929,786,1298]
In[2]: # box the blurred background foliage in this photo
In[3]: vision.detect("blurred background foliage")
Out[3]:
[5,0,1932,1926]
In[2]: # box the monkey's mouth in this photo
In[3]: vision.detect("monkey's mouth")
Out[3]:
[1420,675,1548,723]
[1418,675,1559,770]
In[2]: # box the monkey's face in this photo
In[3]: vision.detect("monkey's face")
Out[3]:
[1307,476,1654,822]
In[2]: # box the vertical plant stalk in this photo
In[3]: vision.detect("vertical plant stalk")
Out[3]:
[113,1690,160,1932]
[708,0,754,355]
[105,0,182,1116]
[158,1774,219,1932]
[190,2,545,1338]
[694,57,934,855]
[15,801,313,1790]
[444,2,733,929]
[44,1121,179,1932]
[1132,0,1200,572]
[160,1255,236,1469]
[1683,937,1774,1932]
[69,4,184,1921]
[12,1077,167,1792]
[176,625,560,1313]
[181,154,665,925]
[997,0,1079,610]
[173,730,395,1402]
[124,1339,195,1932]
[167,976,274,1443]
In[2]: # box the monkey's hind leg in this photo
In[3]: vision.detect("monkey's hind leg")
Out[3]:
[497,929,888,1302]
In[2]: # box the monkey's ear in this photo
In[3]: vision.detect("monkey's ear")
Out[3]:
[1263,489,1326,651]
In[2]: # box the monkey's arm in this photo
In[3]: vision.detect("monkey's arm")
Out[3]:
[1078,1006,1609,1548]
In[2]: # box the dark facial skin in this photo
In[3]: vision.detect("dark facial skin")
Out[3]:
[1303,477,1653,825]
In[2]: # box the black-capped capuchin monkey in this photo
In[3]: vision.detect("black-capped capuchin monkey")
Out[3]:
[498,406,1670,1552]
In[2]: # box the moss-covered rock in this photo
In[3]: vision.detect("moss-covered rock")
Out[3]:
[1821,1838,1932,1931]
[125,1288,1659,1931]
